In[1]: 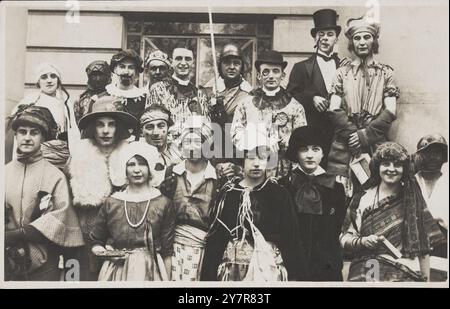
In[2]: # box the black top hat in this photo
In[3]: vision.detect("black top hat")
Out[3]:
[286,126,327,163]
[255,50,287,70]
[310,9,342,37]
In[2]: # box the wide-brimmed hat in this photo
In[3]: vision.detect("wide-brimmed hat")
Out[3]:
[310,9,342,37]
[78,95,138,130]
[255,50,287,70]
[110,49,144,73]
[416,133,448,162]
[286,126,327,163]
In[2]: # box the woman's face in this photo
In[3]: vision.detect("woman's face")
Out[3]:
[379,160,404,185]
[126,155,150,186]
[38,73,59,95]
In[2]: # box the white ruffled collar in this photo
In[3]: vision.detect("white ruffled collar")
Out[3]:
[105,83,147,98]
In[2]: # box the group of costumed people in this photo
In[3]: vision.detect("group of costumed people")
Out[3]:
[4,8,447,283]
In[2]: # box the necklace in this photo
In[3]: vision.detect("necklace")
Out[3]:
[124,198,151,228]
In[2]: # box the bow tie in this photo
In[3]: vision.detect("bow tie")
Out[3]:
[316,53,338,62]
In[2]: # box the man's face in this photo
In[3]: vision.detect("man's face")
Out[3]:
[352,32,374,58]
[94,116,117,148]
[114,60,137,87]
[88,72,110,91]
[258,63,285,91]
[297,145,324,174]
[315,29,338,55]
[38,73,59,95]
[221,56,243,81]
[142,119,168,151]
[181,132,203,161]
[172,48,194,79]
[148,60,169,83]
[16,125,44,155]
[420,145,446,172]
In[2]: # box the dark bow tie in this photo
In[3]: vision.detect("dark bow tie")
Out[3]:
[316,53,338,62]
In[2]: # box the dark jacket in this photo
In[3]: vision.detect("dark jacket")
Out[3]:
[287,55,341,158]
[201,178,308,281]
[279,169,347,281]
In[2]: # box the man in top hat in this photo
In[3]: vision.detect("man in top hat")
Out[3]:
[414,134,448,259]
[210,43,253,178]
[231,50,307,178]
[144,49,172,89]
[287,9,346,167]
[5,106,84,280]
[327,16,399,197]
[73,60,111,124]
[147,46,210,144]
[279,126,346,281]
[105,49,147,135]
[140,105,183,186]
[67,95,138,280]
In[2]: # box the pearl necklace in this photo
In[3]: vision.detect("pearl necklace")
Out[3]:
[124,198,151,229]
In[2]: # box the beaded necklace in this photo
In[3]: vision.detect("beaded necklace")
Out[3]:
[124,198,151,229]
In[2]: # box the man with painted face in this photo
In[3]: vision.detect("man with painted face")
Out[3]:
[327,16,399,197]
[147,46,209,143]
[105,49,146,136]
[67,95,138,280]
[287,9,346,166]
[73,60,111,124]
[140,105,183,186]
[279,126,346,281]
[5,106,83,280]
[231,50,307,178]
[144,49,171,89]
[414,134,448,259]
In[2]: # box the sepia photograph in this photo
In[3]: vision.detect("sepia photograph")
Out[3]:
[0,0,448,290]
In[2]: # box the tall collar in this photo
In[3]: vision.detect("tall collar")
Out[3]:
[17,149,43,164]
[293,164,326,176]
[173,160,217,180]
[172,74,191,86]
[262,87,281,97]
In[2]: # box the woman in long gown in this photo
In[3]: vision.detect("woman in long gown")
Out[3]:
[90,141,175,281]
